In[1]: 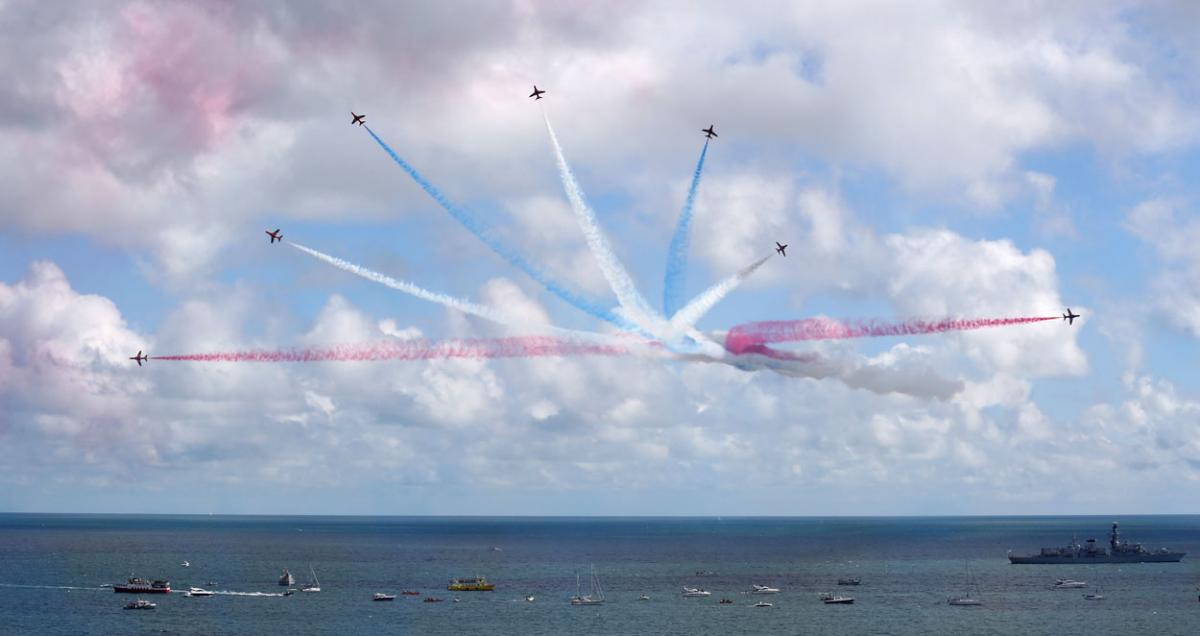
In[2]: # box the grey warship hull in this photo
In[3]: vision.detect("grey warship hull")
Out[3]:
[1009,552,1184,564]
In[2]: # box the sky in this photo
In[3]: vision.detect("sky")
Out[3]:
[2,0,1200,515]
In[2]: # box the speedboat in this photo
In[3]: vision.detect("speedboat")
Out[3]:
[525,595,535,602]
[753,601,772,608]
[947,596,982,606]
[373,593,396,601]
[124,599,156,610]
[186,587,214,597]
[751,584,780,594]
[282,589,296,597]
[1083,592,1105,600]
[682,587,712,597]
[1053,579,1088,589]
[638,595,650,601]
[180,561,190,568]
[822,594,855,604]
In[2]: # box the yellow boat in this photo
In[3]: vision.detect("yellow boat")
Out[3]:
[447,576,495,591]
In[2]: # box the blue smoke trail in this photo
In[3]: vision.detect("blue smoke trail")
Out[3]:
[662,140,709,317]
[362,125,626,329]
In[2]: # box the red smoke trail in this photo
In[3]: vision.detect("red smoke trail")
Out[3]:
[153,336,629,363]
[724,316,1058,354]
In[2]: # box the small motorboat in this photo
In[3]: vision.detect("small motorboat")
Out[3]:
[1083,592,1105,601]
[820,593,855,604]
[837,577,861,586]
[373,593,396,601]
[1053,579,1088,589]
[751,584,780,594]
[180,561,190,568]
[947,596,982,606]
[638,595,650,601]
[205,581,218,587]
[753,601,772,608]
[682,587,712,597]
[401,590,421,596]
[423,597,444,603]
[525,595,535,602]
[186,587,214,597]
[124,599,156,610]
[452,597,460,603]
[718,598,734,605]
[282,589,296,597]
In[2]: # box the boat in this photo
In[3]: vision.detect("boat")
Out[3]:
[112,577,171,594]
[819,592,855,604]
[401,590,421,596]
[638,595,650,601]
[423,597,444,603]
[947,561,982,606]
[205,581,218,586]
[1083,590,1106,600]
[751,584,780,594]
[570,565,606,605]
[682,587,712,597]
[1009,522,1185,564]
[123,599,156,610]
[373,593,396,601]
[1052,579,1088,589]
[718,598,734,605]
[753,601,772,608]
[186,587,214,597]
[282,589,295,597]
[278,569,294,586]
[180,561,190,568]
[447,576,495,591]
[300,565,320,593]
[525,595,535,602]
[837,577,862,586]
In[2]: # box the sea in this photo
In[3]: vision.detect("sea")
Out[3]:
[0,514,1197,635]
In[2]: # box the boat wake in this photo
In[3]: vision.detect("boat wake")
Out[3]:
[0,583,107,591]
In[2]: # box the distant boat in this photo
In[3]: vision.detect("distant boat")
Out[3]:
[1083,590,1106,600]
[401,590,421,596]
[423,597,444,603]
[279,569,294,586]
[113,577,170,594]
[373,593,396,601]
[947,561,982,606]
[753,601,772,608]
[180,561,190,568]
[447,576,495,591]
[638,594,650,601]
[282,589,295,597]
[718,598,734,605]
[819,592,855,604]
[186,587,214,597]
[751,584,780,594]
[1053,579,1088,589]
[124,599,156,610]
[300,565,321,593]
[525,595,535,602]
[837,577,862,586]
[682,587,712,597]
[570,565,605,605]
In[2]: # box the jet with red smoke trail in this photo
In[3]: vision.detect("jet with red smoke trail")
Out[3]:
[129,351,147,367]
[1063,308,1079,325]
[266,229,282,243]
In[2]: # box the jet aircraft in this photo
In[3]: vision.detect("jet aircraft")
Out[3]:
[529,85,546,100]
[775,242,788,257]
[1063,308,1080,325]
[702,125,718,139]
[351,112,365,126]
[266,229,282,243]
[129,351,148,367]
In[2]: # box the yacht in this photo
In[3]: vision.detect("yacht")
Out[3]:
[373,593,396,601]
[186,587,214,597]
[300,565,321,593]
[751,584,780,594]
[278,569,294,586]
[570,565,605,605]
[123,599,156,610]
[682,587,712,597]
[948,561,982,606]
[819,592,855,604]
[1053,579,1088,589]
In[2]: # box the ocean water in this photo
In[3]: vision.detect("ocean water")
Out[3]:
[0,514,1197,635]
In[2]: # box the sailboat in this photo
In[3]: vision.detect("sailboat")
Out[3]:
[300,564,321,593]
[570,565,605,605]
[947,561,982,606]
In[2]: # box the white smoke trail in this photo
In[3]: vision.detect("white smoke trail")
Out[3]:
[289,241,617,343]
[543,113,657,329]
[668,254,772,333]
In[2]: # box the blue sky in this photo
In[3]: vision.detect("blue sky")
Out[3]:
[2,1,1199,515]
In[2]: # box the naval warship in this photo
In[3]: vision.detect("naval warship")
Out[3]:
[1009,522,1185,564]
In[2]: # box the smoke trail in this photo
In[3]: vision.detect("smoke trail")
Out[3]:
[153,336,630,363]
[288,241,615,343]
[724,315,1059,353]
[668,253,772,332]
[662,140,709,317]
[542,114,656,327]
[361,125,625,328]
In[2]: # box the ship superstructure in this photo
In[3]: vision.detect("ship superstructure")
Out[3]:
[1009,523,1185,564]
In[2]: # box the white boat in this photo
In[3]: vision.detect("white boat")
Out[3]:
[1053,579,1088,589]
[819,592,854,604]
[124,599,156,610]
[947,561,982,606]
[1083,591,1105,600]
[525,595,535,602]
[180,561,190,568]
[186,587,214,597]
[638,594,650,601]
[751,584,780,594]
[753,601,772,608]
[373,593,396,601]
[570,565,605,605]
[300,565,321,593]
[682,587,712,597]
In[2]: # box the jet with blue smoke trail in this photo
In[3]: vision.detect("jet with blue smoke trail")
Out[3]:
[663,138,709,317]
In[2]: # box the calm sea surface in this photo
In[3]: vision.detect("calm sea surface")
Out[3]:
[0,514,1197,635]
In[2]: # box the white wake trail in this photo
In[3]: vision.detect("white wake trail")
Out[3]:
[543,114,656,328]
[289,242,615,343]
[668,254,772,333]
